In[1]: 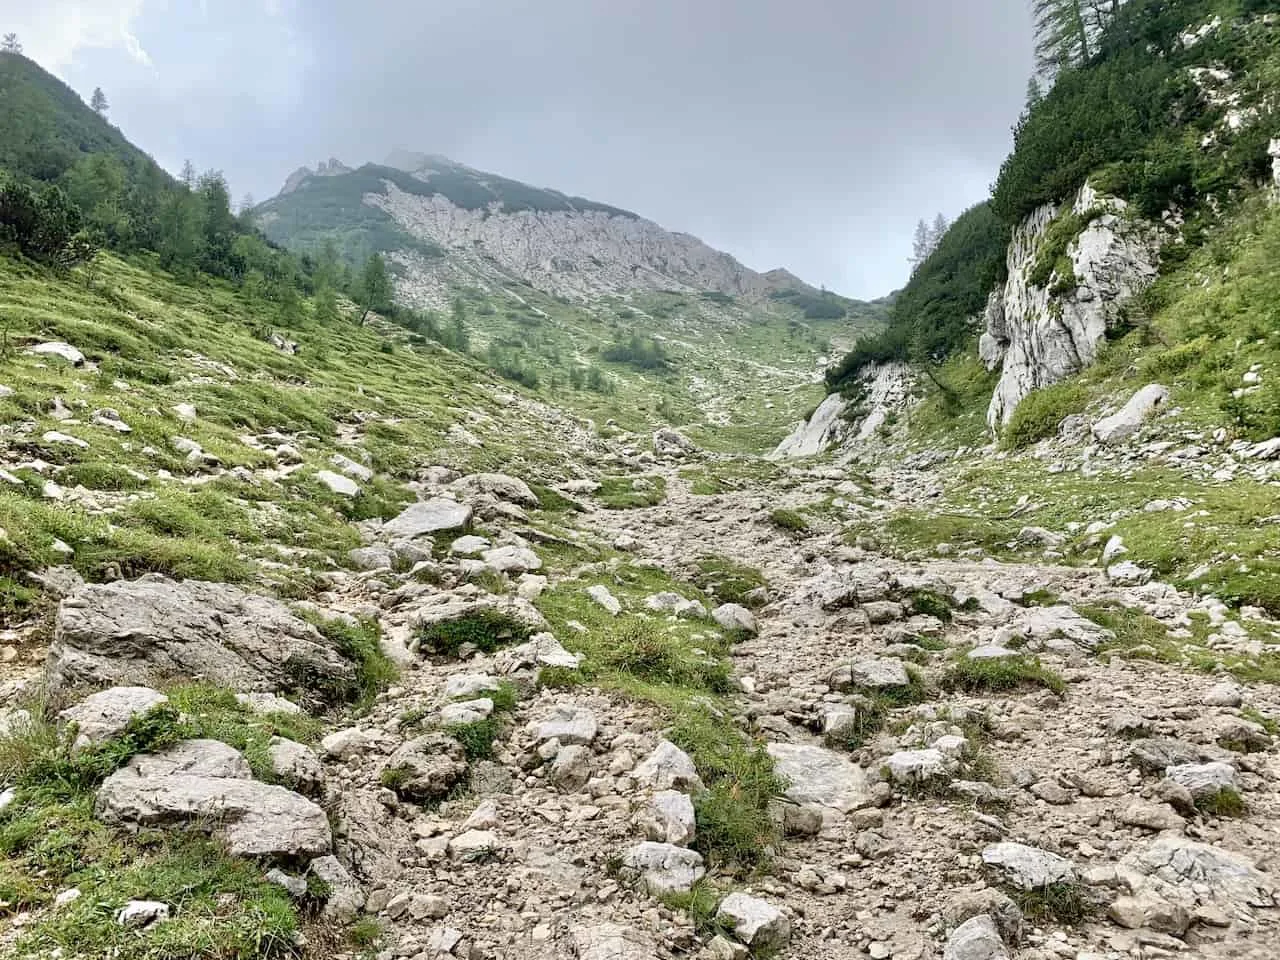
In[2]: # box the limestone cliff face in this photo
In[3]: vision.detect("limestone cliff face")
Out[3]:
[371,182,788,305]
[770,363,913,459]
[982,185,1164,430]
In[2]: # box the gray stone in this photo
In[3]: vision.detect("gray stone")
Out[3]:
[1202,682,1244,708]
[1163,761,1237,800]
[308,855,364,922]
[314,470,359,496]
[443,673,501,699]
[637,789,696,845]
[126,739,251,780]
[29,341,86,366]
[711,603,757,635]
[532,706,598,745]
[571,923,658,960]
[943,915,1010,960]
[329,453,373,482]
[1108,561,1154,586]
[587,584,621,615]
[766,742,871,814]
[618,841,705,895]
[1129,738,1202,773]
[382,733,469,802]
[447,829,498,860]
[850,657,910,689]
[632,740,704,793]
[449,472,539,507]
[321,727,373,760]
[48,576,356,704]
[884,748,951,784]
[1108,892,1191,936]
[265,868,308,898]
[1093,384,1170,444]
[481,545,541,574]
[981,842,1076,890]
[116,900,168,927]
[96,746,331,859]
[440,698,494,726]
[382,498,473,539]
[449,535,491,556]
[235,692,302,715]
[1122,836,1275,912]
[716,893,791,952]
[348,546,394,571]
[652,428,699,458]
[268,737,325,796]
[58,686,169,751]
[549,744,593,791]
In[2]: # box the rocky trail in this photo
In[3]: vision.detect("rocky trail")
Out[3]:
[4,436,1280,960]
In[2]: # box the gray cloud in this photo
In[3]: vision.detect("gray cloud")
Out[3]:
[46,0,1033,297]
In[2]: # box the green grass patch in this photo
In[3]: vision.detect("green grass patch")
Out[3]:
[444,717,501,761]
[907,589,954,623]
[415,608,533,656]
[597,475,667,509]
[669,709,786,870]
[1196,786,1246,818]
[595,622,732,694]
[942,655,1065,697]
[298,612,396,706]
[1002,382,1088,449]
[1013,882,1091,926]
[691,555,768,609]
[768,508,809,534]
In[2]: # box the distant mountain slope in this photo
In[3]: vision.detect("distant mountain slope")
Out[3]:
[254,151,847,306]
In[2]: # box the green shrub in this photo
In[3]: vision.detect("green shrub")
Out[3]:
[299,612,397,706]
[597,475,667,509]
[445,717,501,761]
[669,709,785,868]
[598,622,731,694]
[1002,382,1088,449]
[691,555,767,609]
[415,608,533,656]
[943,655,1066,696]
[769,508,809,534]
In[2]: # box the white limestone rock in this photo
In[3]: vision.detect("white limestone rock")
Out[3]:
[1093,384,1170,444]
[716,893,791,952]
[618,841,705,895]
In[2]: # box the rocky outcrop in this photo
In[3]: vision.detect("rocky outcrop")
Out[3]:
[47,576,357,704]
[983,184,1163,430]
[96,740,332,859]
[771,363,913,460]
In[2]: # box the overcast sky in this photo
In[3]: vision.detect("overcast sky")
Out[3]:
[8,0,1033,298]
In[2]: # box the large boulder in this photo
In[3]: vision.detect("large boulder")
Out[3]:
[96,740,331,859]
[1092,384,1170,444]
[449,473,539,507]
[1120,836,1275,915]
[47,576,357,705]
[632,740,705,793]
[652,429,699,459]
[382,498,473,540]
[570,924,658,960]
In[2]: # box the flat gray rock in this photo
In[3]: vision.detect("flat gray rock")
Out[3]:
[766,742,871,814]
[58,686,168,750]
[632,740,704,793]
[716,892,791,951]
[96,746,331,859]
[382,498,473,539]
[618,841,705,895]
[982,842,1076,890]
[570,923,659,960]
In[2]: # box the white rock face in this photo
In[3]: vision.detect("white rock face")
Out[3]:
[617,841,705,895]
[771,362,913,459]
[632,740,705,793]
[382,498,473,539]
[716,893,791,951]
[984,185,1162,430]
[374,180,785,304]
[1092,384,1170,443]
[314,470,360,496]
[58,686,169,751]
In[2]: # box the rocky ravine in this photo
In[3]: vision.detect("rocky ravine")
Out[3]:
[3,433,1279,960]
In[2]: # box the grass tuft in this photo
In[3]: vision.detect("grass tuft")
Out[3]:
[942,655,1065,697]
[415,608,533,656]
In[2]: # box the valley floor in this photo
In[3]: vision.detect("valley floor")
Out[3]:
[6,424,1279,960]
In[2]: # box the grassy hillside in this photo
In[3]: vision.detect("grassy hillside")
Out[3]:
[0,250,606,614]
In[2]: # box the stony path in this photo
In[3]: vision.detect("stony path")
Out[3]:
[586,460,1280,960]
[8,449,1280,960]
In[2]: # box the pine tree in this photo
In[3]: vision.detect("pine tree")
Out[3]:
[1025,76,1045,110]
[909,219,931,274]
[1030,0,1117,76]
[239,193,255,215]
[90,87,109,116]
[180,160,196,190]
[1,34,20,54]
[358,254,392,325]
[930,213,950,250]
